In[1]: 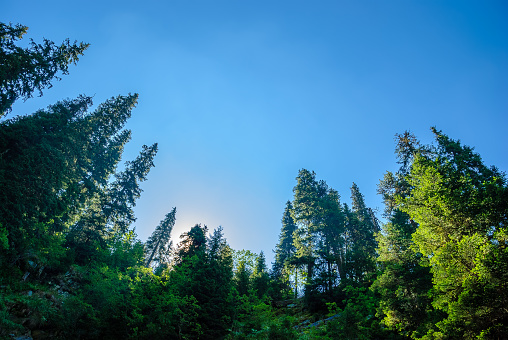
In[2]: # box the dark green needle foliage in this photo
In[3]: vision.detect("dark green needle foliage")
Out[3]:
[398,128,508,339]
[272,201,298,299]
[373,132,438,338]
[169,225,235,340]
[145,207,176,269]
[252,251,270,299]
[0,22,89,117]
[347,182,379,283]
[2,20,507,340]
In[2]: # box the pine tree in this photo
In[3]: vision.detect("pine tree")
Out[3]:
[0,93,150,270]
[316,188,345,293]
[373,131,437,338]
[252,251,269,299]
[0,22,89,117]
[145,207,176,268]
[170,225,234,340]
[206,227,234,339]
[373,210,436,338]
[272,201,297,298]
[65,133,158,265]
[347,183,379,283]
[292,169,320,298]
[399,128,508,338]
[106,143,158,235]
[235,260,251,297]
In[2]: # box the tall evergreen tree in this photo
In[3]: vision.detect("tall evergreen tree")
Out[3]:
[292,169,321,298]
[65,136,158,265]
[170,225,234,340]
[252,251,270,299]
[145,207,176,268]
[373,131,437,338]
[106,143,158,235]
[0,93,150,270]
[206,226,235,339]
[0,22,89,117]
[272,201,297,298]
[347,182,379,283]
[315,187,345,293]
[235,259,252,297]
[399,128,508,338]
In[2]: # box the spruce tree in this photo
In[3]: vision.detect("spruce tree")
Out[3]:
[171,225,234,340]
[145,207,176,268]
[0,22,89,117]
[252,251,269,299]
[272,201,297,298]
[347,182,379,283]
[373,131,437,338]
[399,128,508,338]
[0,93,152,269]
[316,188,345,293]
[292,169,320,298]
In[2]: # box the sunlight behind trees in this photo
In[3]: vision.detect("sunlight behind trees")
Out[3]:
[0,20,507,340]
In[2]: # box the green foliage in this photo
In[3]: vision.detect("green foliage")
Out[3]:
[108,229,145,270]
[346,183,379,283]
[170,225,235,339]
[397,128,508,339]
[306,286,385,340]
[373,213,438,339]
[0,89,158,273]
[287,169,378,308]
[0,22,89,117]
[267,316,299,339]
[235,256,253,297]
[272,201,298,299]
[145,207,176,268]
[3,20,507,340]
[252,251,270,299]
[0,223,8,250]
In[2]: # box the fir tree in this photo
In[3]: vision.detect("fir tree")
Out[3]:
[272,201,297,298]
[373,131,437,338]
[399,128,508,338]
[145,207,176,268]
[252,251,269,299]
[0,22,89,117]
[347,183,379,283]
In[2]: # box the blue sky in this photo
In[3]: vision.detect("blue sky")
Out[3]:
[3,1,507,264]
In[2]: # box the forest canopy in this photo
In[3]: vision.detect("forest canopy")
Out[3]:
[1,22,507,340]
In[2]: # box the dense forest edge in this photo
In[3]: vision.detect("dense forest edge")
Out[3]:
[0,22,507,340]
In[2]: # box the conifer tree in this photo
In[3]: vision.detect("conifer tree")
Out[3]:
[373,210,435,338]
[106,143,158,234]
[235,260,251,297]
[206,227,234,338]
[399,128,508,338]
[272,201,297,297]
[65,134,158,264]
[316,188,345,292]
[347,183,379,282]
[0,22,89,117]
[292,169,321,298]
[0,93,151,269]
[170,225,234,340]
[145,207,176,268]
[373,131,437,337]
[252,251,269,299]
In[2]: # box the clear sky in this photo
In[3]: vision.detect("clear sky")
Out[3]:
[3,1,507,264]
